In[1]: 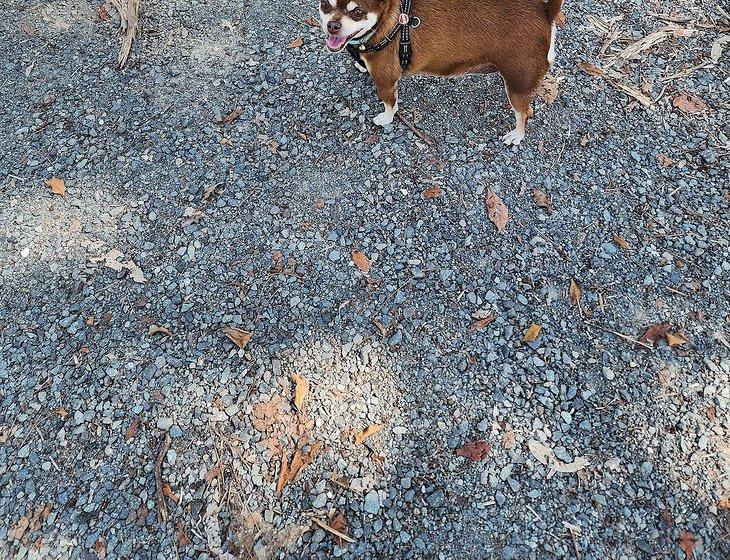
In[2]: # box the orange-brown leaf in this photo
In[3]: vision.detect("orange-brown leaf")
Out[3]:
[351,250,371,274]
[612,233,630,249]
[288,37,304,48]
[223,326,252,349]
[46,177,66,196]
[639,323,671,346]
[291,373,309,411]
[469,315,497,331]
[569,279,581,306]
[486,189,509,234]
[125,417,140,442]
[533,188,555,215]
[423,185,443,198]
[162,483,180,503]
[94,538,106,560]
[523,323,542,342]
[718,497,730,509]
[456,440,492,461]
[666,332,688,347]
[354,423,385,445]
[577,61,605,77]
[678,531,700,560]
[673,91,706,114]
[176,521,192,546]
[501,430,516,449]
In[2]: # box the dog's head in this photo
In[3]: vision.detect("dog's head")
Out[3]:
[319,0,384,53]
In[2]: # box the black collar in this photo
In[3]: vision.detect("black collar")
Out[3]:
[347,0,420,70]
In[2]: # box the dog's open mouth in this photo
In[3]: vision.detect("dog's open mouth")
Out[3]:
[326,32,357,53]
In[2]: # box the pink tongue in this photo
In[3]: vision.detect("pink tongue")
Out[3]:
[327,35,347,50]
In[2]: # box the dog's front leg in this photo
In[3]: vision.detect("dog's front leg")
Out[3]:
[371,70,399,127]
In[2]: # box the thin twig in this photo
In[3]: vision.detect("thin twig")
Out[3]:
[312,518,356,543]
[397,112,435,146]
[155,433,172,523]
[584,321,654,350]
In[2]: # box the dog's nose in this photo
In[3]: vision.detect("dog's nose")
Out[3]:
[327,20,342,34]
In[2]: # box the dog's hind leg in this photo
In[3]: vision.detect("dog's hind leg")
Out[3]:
[500,62,548,146]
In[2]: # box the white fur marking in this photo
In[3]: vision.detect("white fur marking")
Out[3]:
[547,23,556,65]
[374,94,398,126]
[329,0,336,6]
[346,1,358,10]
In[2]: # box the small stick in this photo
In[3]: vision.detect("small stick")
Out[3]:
[155,434,172,523]
[584,321,654,350]
[397,112,435,146]
[312,518,355,543]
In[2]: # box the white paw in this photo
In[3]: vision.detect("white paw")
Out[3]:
[502,129,524,146]
[373,111,395,127]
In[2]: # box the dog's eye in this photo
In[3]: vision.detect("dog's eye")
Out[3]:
[351,7,365,17]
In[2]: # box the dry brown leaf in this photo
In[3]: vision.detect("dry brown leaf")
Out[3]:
[351,250,371,274]
[354,423,386,445]
[372,319,388,338]
[580,133,591,147]
[657,368,672,386]
[528,440,589,473]
[501,430,516,449]
[223,326,252,349]
[717,497,730,509]
[291,373,309,411]
[657,154,674,167]
[707,406,717,422]
[639,323,671,346]
[21,23,37,37]
[162,483,180,503]
[275,451,290,496]
[456,440,492,461]
[533,188,555,215]
[94,538,106,559]
[9,516,30,540]
[97,5,110,20]
[673,91,706,114]
[523,323,542,342]
[55,406,69,420]
[678,531,700,560]
[204,465,221,483]
[569,279,581,306]
[176,521,192,546]
[125,417,140,441]
[666,332,688,347]
[305,15,319,27]
[148,325,172,337]
[288,36,304,48]
[328,512,352,546]
[46,177,66,196]
[276,443,321,495]
[538,75,559,104]
[612,233,630,249]
[423,185,443,198]
[219,107,243,125]
[313,516,355,545]
[577,61,605,77]
[470,315,497,331]
[486,189,509,234]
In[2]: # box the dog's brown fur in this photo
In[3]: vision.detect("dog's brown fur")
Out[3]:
[356,0,562,143]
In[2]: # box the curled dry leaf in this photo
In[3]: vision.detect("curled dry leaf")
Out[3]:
[55,406,69,420]
[351,249,371,274]
[176,521,192,546]
[569,279,581,306]
[291,373,309,411]
[456,440,492,461]
[501,430,516,449]
[673,91,706,114]
[523,323,542,342]
[288,36,304,48]
[148,325,172,337]
[217,107,243,125]
[678,530,700,560]
[354,423,385,445]
[486,189,509,234]
[717,497,730,509]
[639,323,671,346]
[223,326,253,349]
[162,482,180,503]
[423,185,443,198]
[46,177,66,196]
[469,315,496,331]
[707,406,717,422]
[94,538,106,560]
[533,188,555,215]
[657,154,674,167]
[612,233,630,249]
[711,35,730,63]
[90,249,146,283]
[538,74,559,104]
[125,417,140,441]
[276,442,321,496]
[577,61,605,77]
[666,332,688,347]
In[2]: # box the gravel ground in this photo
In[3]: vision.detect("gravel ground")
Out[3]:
[1,0,729,559]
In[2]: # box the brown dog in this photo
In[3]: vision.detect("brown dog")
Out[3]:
[319,0,562,145]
